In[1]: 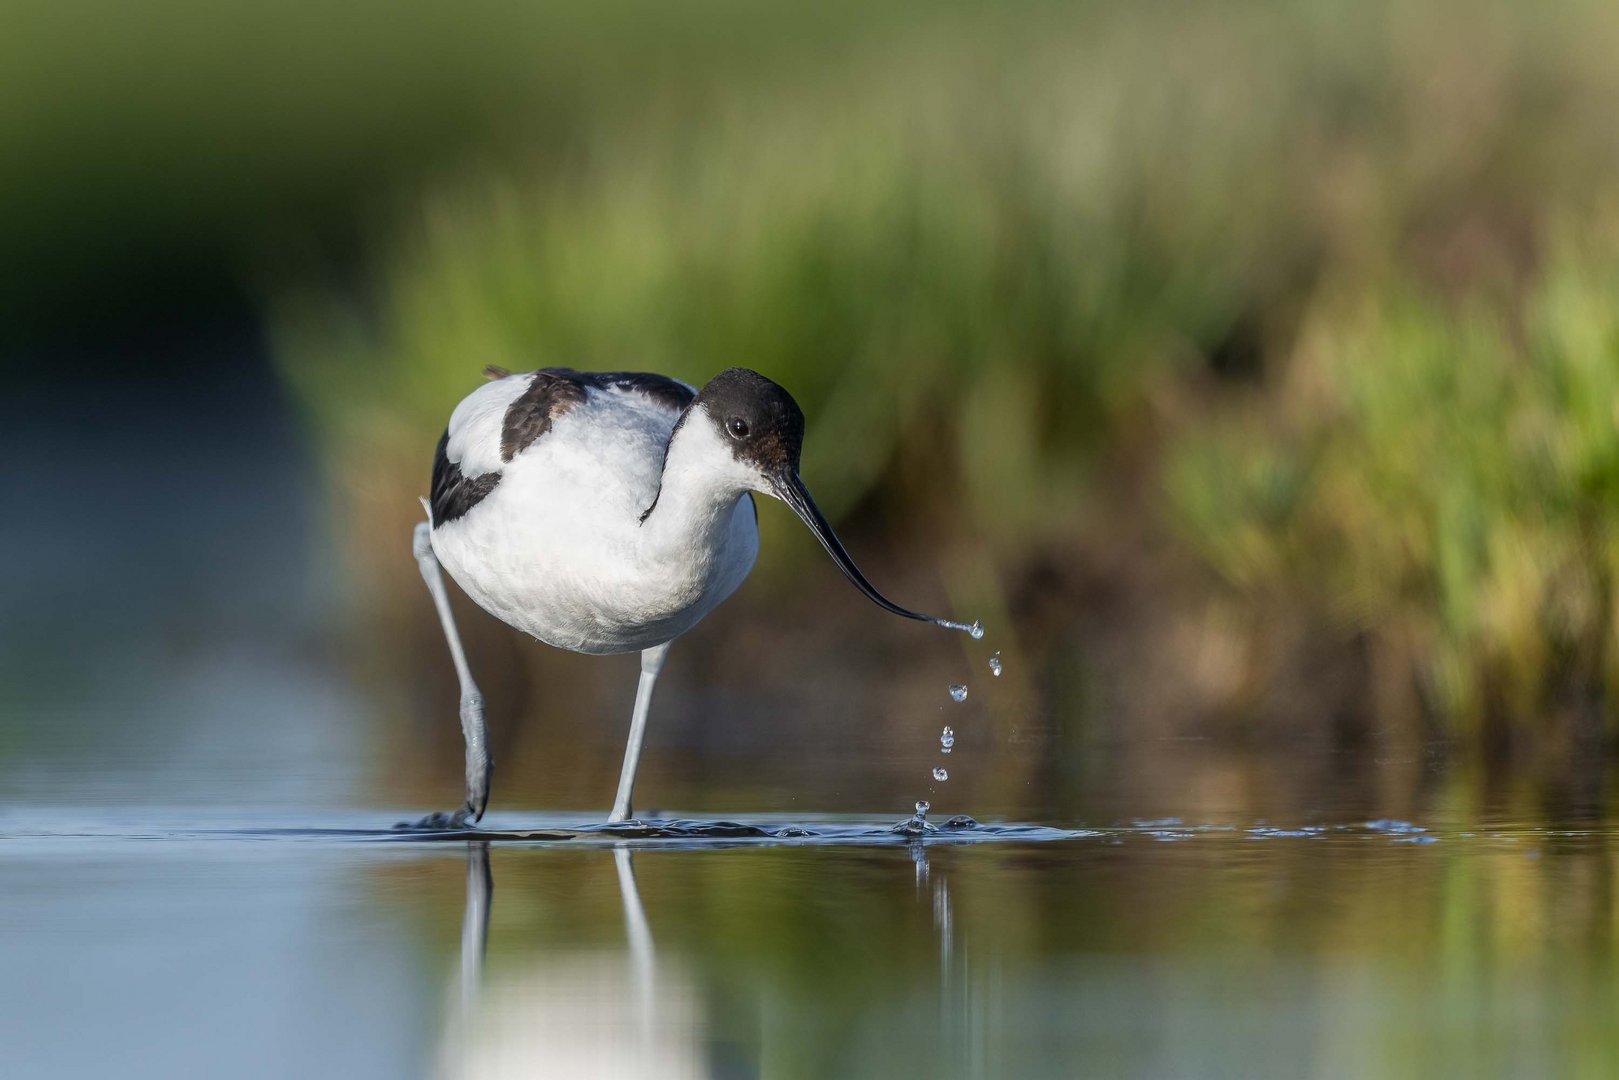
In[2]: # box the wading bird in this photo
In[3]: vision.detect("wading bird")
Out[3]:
[411,366,971,827]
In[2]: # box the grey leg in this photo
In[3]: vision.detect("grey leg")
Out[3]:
[608,641,671,823]
[410,521,492,829]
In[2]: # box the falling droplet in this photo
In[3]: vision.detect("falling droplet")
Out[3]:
[940,725,955,752]
[932,767,949,781]
[948,684,968,703]
[989,652,1003,677]
[915,800,930,817]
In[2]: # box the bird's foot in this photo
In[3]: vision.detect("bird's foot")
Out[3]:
[397,806,474,831]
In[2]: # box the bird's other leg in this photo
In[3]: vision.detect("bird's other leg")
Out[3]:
[407,521,492,830]
[608,641,672,823]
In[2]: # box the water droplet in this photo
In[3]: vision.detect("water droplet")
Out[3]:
[940,725,955,751]
[915,800,930,817]
[989,652,1003,677]
[934,618,985,640]
[948,684,968,703]
[932,767,949,781]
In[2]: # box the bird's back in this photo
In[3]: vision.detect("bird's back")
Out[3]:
[426,368,756,654]
[433,368,691,518]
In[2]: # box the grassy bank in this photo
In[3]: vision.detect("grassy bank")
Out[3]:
[1170,222,1619,743]
[275,1,1619,745]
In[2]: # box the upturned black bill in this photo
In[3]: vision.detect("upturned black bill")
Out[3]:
[774,472,936,624]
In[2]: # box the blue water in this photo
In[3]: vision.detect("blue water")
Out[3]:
[5,804,1617,1077]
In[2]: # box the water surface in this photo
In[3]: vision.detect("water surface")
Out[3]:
[4,795,1617,1079]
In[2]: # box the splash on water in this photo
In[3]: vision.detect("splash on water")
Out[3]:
[935,618,984,640]
[933,767,949,782]
[1364,819,1426,834]
[948,684,968,703]
[940,725,955,753]
[892,799,938,836]
[989,652,1002,676]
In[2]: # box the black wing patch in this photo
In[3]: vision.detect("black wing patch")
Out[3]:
[430,429,500,525]
[435,368,696,525]
[500,370,589,463]
[500,367,697,463]
[586,370,697,413]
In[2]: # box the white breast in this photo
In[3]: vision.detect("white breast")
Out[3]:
[429,384,759,655]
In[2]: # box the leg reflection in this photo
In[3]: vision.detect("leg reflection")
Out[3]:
[440,843,701,1078]
[460,840,492,1010]
[614,845,657,1041]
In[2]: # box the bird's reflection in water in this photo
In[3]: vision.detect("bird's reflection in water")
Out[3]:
[442,841,970,1077]
[438,843,703,1080]
[614,845,658,1044]
[459,841,492,1012]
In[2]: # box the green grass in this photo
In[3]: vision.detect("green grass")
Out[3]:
[1169,221,1619,738]
[272,0,1619,740]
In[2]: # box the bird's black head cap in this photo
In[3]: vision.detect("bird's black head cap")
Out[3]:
[696,367,806,475]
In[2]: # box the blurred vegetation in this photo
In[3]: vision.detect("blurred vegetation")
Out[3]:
[266,0,1619,746]
[1,0,916,342]
[1170,230,1619,743]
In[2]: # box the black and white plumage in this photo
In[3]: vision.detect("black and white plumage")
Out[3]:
[409,365,957,828]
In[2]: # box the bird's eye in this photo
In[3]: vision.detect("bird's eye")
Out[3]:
[727,416,750,439]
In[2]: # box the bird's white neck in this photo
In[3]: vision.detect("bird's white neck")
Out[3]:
[639,410,759,564]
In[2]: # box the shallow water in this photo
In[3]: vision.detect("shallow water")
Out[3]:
[6,798,1619,1078]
